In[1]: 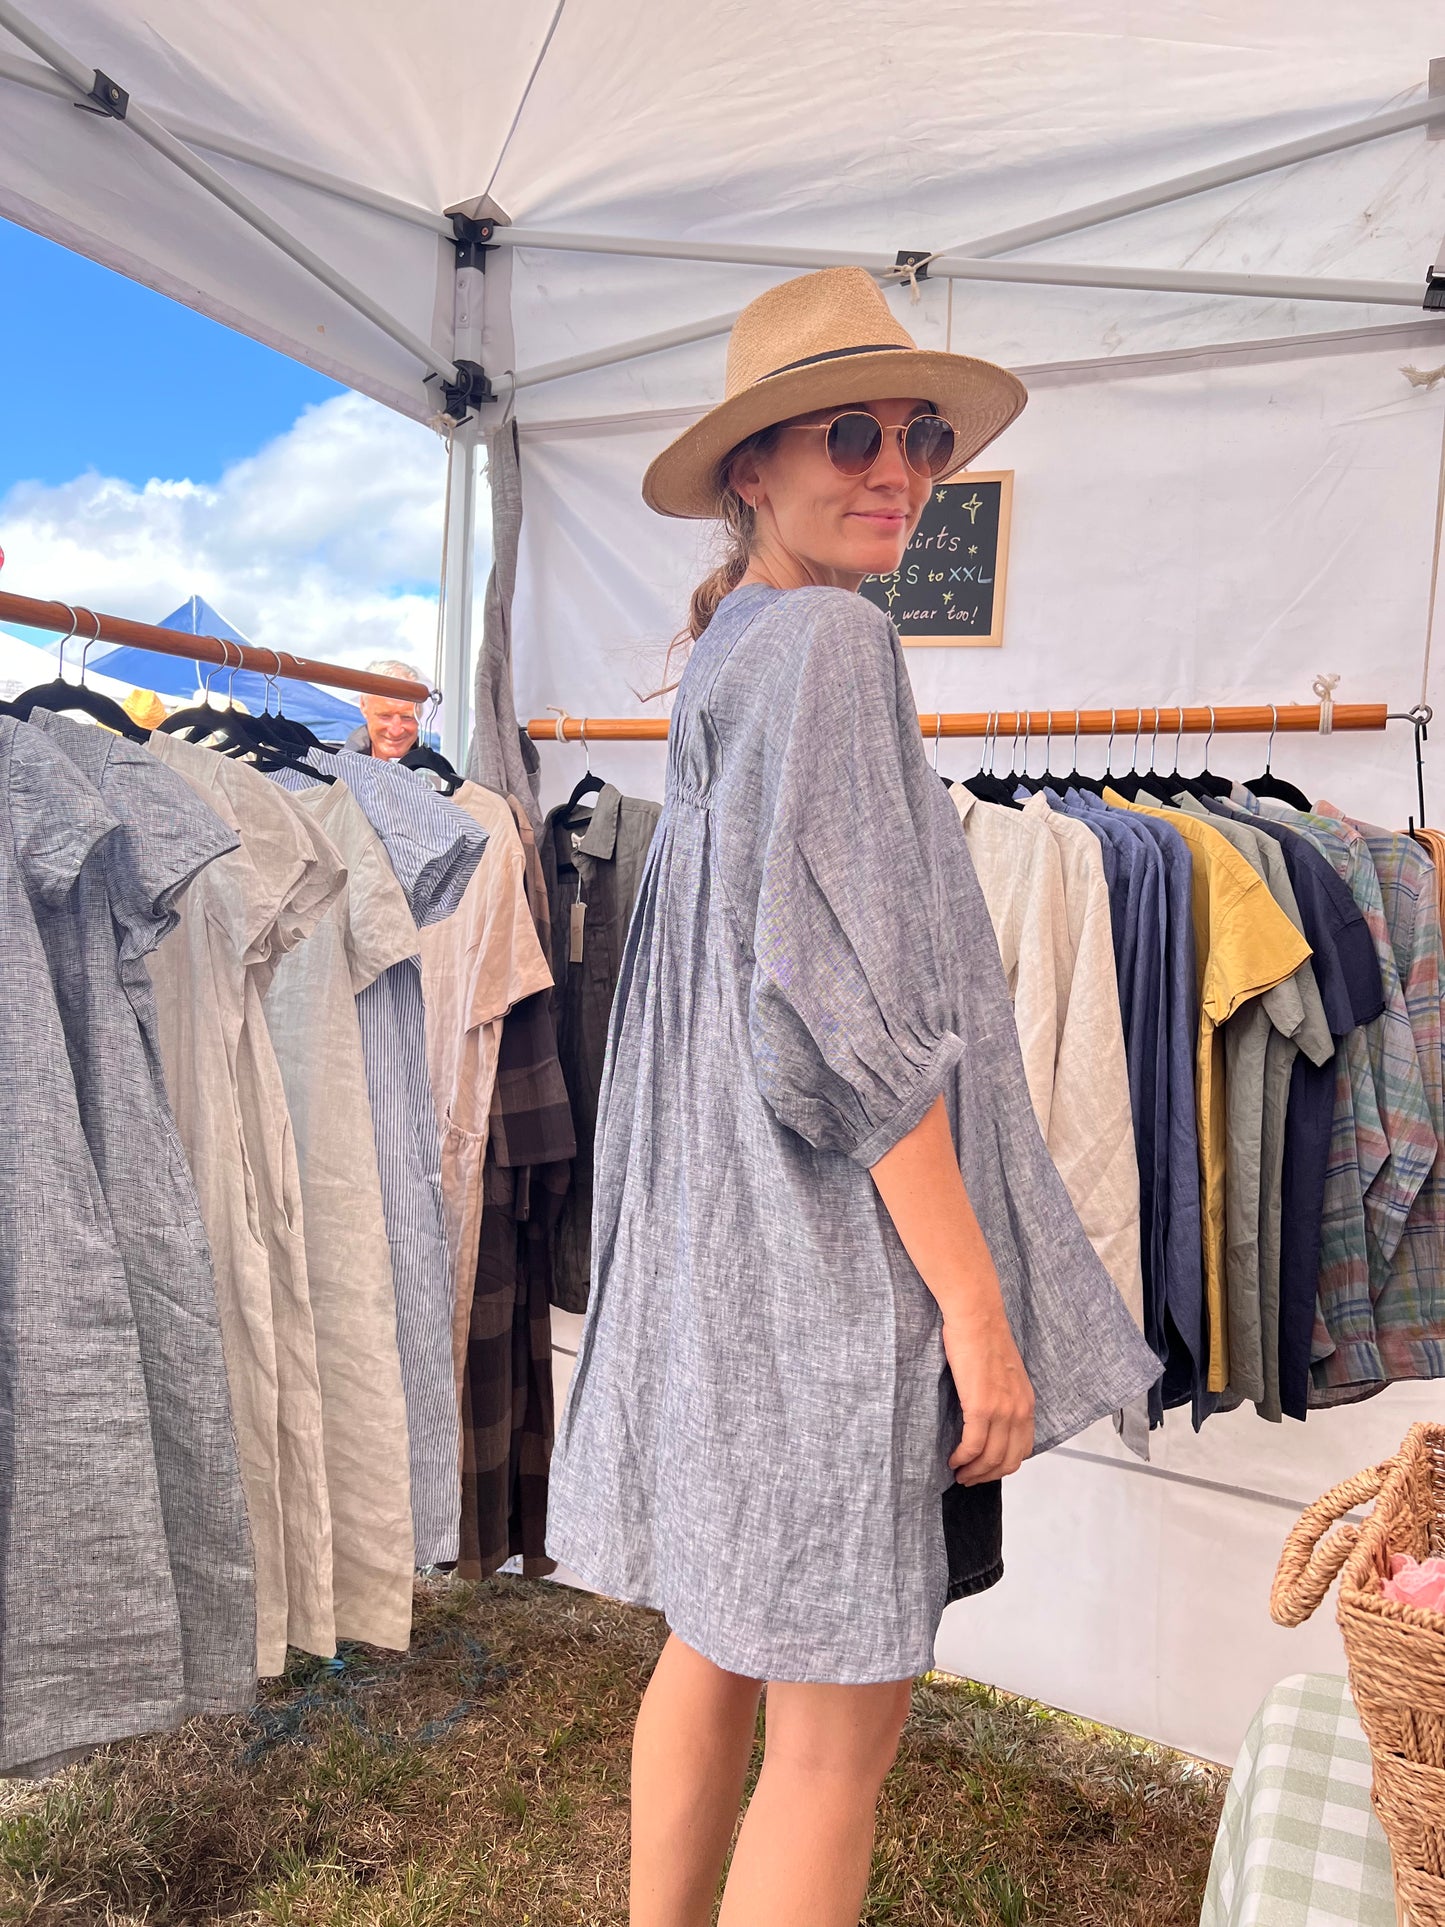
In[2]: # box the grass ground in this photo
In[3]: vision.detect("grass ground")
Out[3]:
[0,1577,1225,1926]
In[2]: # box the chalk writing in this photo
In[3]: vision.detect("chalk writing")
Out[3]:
[860,474,1011,645]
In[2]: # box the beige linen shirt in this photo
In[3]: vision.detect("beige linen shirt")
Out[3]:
[416,782,554,1387]
[262,781,422,1652]
[146,732,340,1675]
[950,787,1070,1129]
[952,787,1144,1337]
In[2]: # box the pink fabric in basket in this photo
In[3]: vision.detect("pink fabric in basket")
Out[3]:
[1384,1554,1445,1613]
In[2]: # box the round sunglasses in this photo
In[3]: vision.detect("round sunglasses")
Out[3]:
[777,410,957,480]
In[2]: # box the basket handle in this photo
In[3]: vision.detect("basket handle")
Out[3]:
[1270,1461,1389,1627]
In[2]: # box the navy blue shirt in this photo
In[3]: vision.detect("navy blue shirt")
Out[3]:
[1102,804,1207,1424]
[1205,800,1384,1419]
[1075,794,1208,1421]
[1059,793,1168,1402]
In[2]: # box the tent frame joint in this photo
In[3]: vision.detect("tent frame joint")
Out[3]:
[74,67,126,119]
[894,248,930,281]
[452,213,498,272]
[432,357,495,422]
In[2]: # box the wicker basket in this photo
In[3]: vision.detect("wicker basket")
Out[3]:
[1272,1422,1445,1927]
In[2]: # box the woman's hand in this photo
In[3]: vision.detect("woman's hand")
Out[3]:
[869,1093,1036,1484]
[941,1309,1034,1484]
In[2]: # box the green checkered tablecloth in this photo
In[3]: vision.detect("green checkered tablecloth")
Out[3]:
[1202,1673,1398,1927]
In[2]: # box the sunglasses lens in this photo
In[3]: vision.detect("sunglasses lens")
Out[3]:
[826,412,884,475]
[905,414,956,477]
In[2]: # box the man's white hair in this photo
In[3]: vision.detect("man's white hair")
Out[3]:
[364,657,426,690]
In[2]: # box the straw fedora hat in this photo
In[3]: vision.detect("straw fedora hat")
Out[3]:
[642,266,1027,520]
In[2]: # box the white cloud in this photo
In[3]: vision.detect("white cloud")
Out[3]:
[0,392,490,684]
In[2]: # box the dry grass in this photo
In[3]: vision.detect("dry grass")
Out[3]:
[0,1577,1224,1925]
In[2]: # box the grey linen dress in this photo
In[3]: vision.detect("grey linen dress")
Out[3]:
[546,585,1161,1684]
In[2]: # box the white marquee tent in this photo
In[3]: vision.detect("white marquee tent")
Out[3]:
[3,0,1444,1765]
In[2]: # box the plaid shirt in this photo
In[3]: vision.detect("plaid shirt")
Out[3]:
[1245,798,1435,1400]
[1318,806,1445,1392]
[457,796,576,1582]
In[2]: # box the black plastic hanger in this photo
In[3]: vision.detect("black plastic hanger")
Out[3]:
[1111,707,1175,803]
[401,740,462,795]
[561,718,609,819]
[159,638,244,742]
[1044,709,1102,796]
[1014,709,1055,796]
[10,607,148,743]
[963,709,1024,807]
[1170,705,1234,801]
[165,643,334,782]
[1244,704,1312,811]
[254,648,324,754]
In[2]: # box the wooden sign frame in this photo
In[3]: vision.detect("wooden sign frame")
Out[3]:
[861,470,1014,649]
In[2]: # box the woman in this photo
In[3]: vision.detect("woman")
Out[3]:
[546,268,1160,1926]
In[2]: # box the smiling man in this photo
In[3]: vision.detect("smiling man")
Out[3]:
[347,658,426,759]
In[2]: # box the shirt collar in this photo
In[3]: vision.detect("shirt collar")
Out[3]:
[948,781,975,825]
[575,783,622,860]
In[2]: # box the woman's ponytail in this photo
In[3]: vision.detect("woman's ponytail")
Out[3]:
[647,425,780,699]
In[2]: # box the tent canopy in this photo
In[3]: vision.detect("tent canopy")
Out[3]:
[0,4,1439,421]
[3,0,1445,1767]
[69,594,365,733]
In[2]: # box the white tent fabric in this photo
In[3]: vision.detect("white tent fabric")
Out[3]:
[0,627,131,702]
[4,0,1445,1764]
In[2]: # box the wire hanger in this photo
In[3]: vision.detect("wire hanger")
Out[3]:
[1068,705,1106,795]
[1109,705,1154,801]
[1244,702,1311,810]
[10,606,148,742]
[963,709,1018,805]
[932,708,950,787]
[563,713,606,816]
[160,637,241,740]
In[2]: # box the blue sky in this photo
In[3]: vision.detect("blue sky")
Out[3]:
[0,219,343,492]
[0,218,460,678]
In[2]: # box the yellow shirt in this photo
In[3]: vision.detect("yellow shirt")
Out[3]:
[1104,791,1311,1391]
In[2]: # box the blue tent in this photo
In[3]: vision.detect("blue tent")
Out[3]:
[63,596,366,738]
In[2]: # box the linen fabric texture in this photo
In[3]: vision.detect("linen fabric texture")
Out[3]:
[1105,794,1310,1395]
[147,730,340,1675]
[0,718,254,1771]
[547,585,1160,1684]
[415,782,554,1395]
[25,714,257,1720]
[317,751,489,1568]
[259,781,418,1651]
[540,783,662,1314]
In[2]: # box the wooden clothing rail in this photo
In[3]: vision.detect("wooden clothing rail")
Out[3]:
[527,702,1394,742]
[0,591,433,703]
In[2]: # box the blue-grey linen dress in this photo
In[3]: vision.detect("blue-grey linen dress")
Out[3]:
[546,584,1160,1683]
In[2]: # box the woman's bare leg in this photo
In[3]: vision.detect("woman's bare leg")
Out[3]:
[629,1631,764,1927]
[716,1676,912,1927]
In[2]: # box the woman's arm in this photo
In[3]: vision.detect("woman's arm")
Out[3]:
[869,1094,1035,1484]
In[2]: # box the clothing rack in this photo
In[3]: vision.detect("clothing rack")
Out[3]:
[528,702,1399,742]
[0,591,433,702]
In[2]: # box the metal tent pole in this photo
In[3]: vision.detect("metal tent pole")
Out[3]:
[504,264,1430,394]
[496,225,1419,306]
[509,310,746,391]
[938,93,1445,261]
[0,0,461,386]
[0,50,452,236]
[436,427,480,770]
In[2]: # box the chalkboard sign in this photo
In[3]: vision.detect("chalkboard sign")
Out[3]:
[859,471,1013,647]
